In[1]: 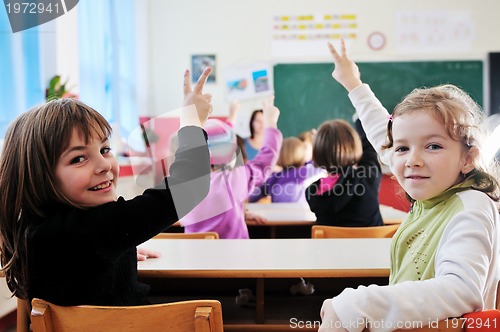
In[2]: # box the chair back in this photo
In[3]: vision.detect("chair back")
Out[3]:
[17,298,31,332]
[311,224,400,239]
[153,232,219,239]
[31,298,224,332]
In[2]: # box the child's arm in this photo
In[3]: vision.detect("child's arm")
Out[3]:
[353,118,379,170]
[166,68,212,218]
[321,194,497,330]
[226,100,239,126]
[86,68,212,250]
[248,180,270,202]
[328,40,391,165]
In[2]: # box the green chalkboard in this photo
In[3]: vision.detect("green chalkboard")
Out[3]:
[274,61,483,137]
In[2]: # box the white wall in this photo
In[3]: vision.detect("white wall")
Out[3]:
[147,0,500,135]
[51,1,500,135]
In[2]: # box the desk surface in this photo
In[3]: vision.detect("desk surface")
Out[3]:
[138,238,391,278]
[245,203,407,225]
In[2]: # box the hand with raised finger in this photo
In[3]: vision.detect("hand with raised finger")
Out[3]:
[327,39,362,92]
[262,95,280,129]
[183,67,213,127]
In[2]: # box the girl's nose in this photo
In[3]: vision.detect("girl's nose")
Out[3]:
[95,156,113,173]
[405,150,424,168]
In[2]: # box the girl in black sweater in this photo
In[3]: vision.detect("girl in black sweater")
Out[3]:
[306,118,383,227]
[0,68,212,306]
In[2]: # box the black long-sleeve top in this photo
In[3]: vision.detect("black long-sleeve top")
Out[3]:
[305,120,383,227]
[27,126,210,306]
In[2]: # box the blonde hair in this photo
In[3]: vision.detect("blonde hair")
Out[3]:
[383,84,499,202]
[313,119,362,174]
[298,129,316,145]
[278,137,306,168]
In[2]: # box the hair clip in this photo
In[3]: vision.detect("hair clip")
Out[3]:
[387,114,393,122]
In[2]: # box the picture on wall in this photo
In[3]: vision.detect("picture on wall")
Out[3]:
[191,54,216,83]
[224,62,273,101]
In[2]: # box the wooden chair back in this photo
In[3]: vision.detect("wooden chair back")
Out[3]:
[383,218,403,225]
[311,224,400,239]
[31,298,223,332]
[153,232,219,239]
[17,298,31,332]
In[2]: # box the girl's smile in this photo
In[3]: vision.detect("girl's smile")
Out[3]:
[391,111,474,201]
[55,127,119,207]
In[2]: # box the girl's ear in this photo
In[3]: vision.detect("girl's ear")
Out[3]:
[461,146,479,175]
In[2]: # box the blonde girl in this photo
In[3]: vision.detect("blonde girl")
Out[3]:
[318,40,500,332]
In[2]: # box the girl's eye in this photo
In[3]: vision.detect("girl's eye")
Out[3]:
[427,144,442,150]
[394,146,408,153]
[70,156,85,164]
[101,147,111,155]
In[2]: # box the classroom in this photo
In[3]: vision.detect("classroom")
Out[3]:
[1,0,500,331]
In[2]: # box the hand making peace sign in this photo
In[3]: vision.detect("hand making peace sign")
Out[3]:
[327,39,362,92]
[183,67,213,126]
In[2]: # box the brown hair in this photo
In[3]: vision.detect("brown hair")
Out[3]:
[0,98,112,298]
[278,137,306,168]
[249,109,263,139]
[313,119,362,174]
[383,84,499,202]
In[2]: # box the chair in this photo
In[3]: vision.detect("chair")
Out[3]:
[383,218,404,225]
[17,298,31,332]
[31,298,224,332]
[153,232,219,239]
[311,224,400,239]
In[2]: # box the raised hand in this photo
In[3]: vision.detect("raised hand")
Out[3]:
[327,39,362,92]
[227,100,240,125]
[262,96,280,129]
[183,67,213,126]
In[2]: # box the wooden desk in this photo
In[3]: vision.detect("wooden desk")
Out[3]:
[245,203,316,225]
[245,203,407,238]
[138,238,391,325]
[245,203,315,238]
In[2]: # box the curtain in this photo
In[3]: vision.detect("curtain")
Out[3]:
[0,9,44,138]
[78,0,138,152]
